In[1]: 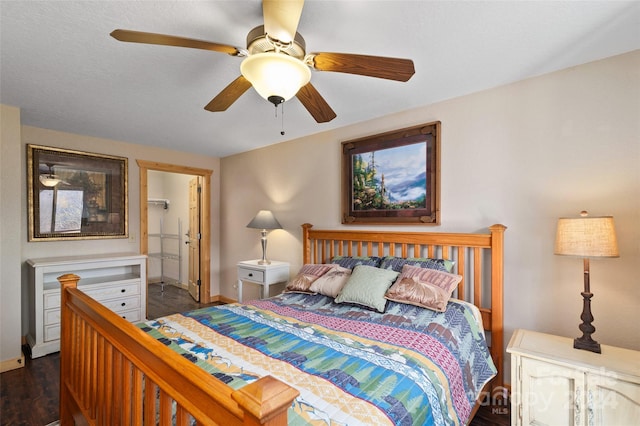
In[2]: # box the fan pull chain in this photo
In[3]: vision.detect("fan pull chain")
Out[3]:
[281,102,285,135]
[274,102,286,135]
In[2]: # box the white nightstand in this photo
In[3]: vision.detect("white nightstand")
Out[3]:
[237,260,290,303]
[507,329,640,426]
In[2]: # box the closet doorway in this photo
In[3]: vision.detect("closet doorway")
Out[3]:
[137,160,212,310]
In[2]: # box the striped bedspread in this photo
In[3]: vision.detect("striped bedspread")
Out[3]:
[140,293,496,425]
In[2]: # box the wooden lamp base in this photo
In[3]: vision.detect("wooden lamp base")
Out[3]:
[573,260,601,354]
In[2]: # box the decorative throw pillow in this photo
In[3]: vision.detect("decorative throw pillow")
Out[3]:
[284,264,334,293]
[379,256,454,273]
[309,265,351,298]
[385,264,462,312]
[334,265,399,313]
[330,256,382,269]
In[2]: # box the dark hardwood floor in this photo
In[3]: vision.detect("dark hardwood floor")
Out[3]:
[147,282,220,319]
[1,284,509,425]
[470,394,511,426]
[1,349,60,426]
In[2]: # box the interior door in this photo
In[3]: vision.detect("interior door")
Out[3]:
[187,177,201,302]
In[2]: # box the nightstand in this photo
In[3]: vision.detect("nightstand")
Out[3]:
[507,329,640,426]
[237,260,290,303]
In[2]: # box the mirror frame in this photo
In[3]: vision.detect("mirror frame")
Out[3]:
[27,144,128,241]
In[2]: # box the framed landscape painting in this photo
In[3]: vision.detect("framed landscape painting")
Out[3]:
[341,122,440,225]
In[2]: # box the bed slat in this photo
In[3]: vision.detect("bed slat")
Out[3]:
[132,368,143,426]
[159,389,172,425]
[456,247,465,300]
[112,350,122,424]
[144,380,156,425]
[474,247,482,307]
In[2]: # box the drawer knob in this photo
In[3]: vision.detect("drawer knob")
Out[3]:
[122,316,126,319]
[248,273,253,277]
[121,302,126,307]
[121,289,126,293]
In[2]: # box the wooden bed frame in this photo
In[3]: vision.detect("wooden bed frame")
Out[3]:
[58,224,506,425]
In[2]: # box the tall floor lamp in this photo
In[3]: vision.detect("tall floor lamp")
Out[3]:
[247,210,282,265]
[554,211,619,353]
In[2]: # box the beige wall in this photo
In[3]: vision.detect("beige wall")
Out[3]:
[1,105,24,371]
[221,51,640,381]
[0,123,221,364]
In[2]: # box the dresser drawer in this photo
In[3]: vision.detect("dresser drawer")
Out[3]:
[44,291,61,309]
[238,268,265,283]
[100,295,140,313]
[117,308,142,323]
[44,324,60,342]
[84,281,140,302]
[44,308,61,326]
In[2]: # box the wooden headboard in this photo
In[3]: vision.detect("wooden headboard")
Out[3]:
[302,223,507,392]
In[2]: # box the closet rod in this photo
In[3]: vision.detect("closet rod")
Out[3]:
[148,198,169,209]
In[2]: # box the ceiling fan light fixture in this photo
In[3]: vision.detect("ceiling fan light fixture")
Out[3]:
[241,52,311,104]
[39,175,61,187]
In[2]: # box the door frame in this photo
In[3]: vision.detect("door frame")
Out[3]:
[137,160,212,304]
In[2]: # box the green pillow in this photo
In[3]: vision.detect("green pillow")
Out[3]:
[335,265,399,313]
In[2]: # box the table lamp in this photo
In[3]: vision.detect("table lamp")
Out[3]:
[554,211,619,353]
[247,210,282,265]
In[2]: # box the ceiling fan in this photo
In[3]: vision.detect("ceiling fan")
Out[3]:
[39,163,68,188]
[110,0,415,123]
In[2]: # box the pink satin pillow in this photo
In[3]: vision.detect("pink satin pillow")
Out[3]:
[284,264,334,294]
[385,264,462,312]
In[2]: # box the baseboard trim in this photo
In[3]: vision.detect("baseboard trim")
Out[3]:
[212,294,237,304]
[0,353,25,373]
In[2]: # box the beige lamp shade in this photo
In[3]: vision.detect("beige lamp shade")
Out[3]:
[241,53,311,103]
[554,212,619,258]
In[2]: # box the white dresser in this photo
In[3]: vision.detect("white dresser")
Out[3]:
[507,328,640,426]
[26,253,147,358]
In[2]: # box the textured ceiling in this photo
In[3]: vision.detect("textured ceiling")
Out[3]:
[1,1,639,157]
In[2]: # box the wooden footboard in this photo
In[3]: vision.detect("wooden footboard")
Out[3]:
[58,274,298,426]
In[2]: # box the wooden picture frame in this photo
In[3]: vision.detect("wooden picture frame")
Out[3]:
[342,122,440,225]
[27,144,128,241]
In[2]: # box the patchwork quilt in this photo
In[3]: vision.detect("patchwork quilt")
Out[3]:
[140,293,496,425]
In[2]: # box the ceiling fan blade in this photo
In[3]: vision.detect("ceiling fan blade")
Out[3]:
[110,29,241,56]
[310,52,415,82]
[204,76,253,112]
[262,0,304,43]
[296,83,336,123]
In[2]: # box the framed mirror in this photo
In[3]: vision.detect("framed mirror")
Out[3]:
[27,144,128,241]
